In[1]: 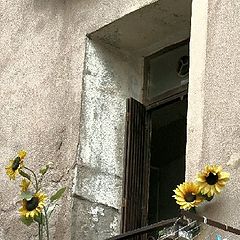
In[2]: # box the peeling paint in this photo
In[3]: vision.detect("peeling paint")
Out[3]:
[89,206,105,222]
[110,216,119,236]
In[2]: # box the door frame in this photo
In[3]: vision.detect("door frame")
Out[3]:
[121,87,188,233]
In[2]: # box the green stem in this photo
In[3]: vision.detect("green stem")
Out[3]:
[23,166,39,192]
[190,207,197,214]
[44,206,50,240]
[40,214,43,240]
[38,222,42,240]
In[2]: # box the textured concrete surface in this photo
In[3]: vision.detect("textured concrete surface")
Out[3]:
[186,0,240,237]
[73,1,191,238]
[3,0,239,239]
[0,0,157,239]
[72,39,143,238]
[71,198,120,240]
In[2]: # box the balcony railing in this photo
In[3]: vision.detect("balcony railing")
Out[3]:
[106,211,240,240]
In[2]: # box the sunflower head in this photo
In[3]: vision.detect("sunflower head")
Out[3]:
[173,182,203,210]
[19,192,47,219]
[5,151,27,180]
[18,150,27,160]
[5,156,24,180]
[20,179,30,192]
[197,165,230,197]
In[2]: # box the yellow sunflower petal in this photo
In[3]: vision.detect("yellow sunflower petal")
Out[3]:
[173,182,203,210]
[20,179,30,192]
[18,191,47,219]
[197,164,230,197]
[18,150,27,160]
[218,172,230,180]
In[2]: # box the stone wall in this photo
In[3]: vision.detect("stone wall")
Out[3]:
[0,0,156,239]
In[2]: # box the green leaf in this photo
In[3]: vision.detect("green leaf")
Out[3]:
[50,187,66,202]
[20,191,33,201]
[19,170,31,181]
[39,165,49,175]
[34,213,45,225]
[20,216,33,226]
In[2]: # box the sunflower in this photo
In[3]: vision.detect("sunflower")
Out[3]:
[6,158,22,180]
[5,150,27,180]
[197,165,230,197]
[20,179,30,192]
[18,150,27,160]
[173,182,203,210]
[19,192,47,218]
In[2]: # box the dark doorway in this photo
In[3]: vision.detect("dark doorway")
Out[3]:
[148,97,187,224]
[121,40,189,233]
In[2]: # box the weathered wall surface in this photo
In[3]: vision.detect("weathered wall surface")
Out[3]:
[73,1,192,239]
[0,0,157,239]
[4,0,239,239]
[71,39,143,239]
[186,0,240,236]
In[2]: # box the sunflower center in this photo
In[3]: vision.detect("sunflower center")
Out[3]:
[12,157,21,171]
[184,192,196,202]
[26,197,39,211]
[206,172,218,185]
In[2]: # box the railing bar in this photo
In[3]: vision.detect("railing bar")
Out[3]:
[106,218,178,240]
[159,221,200,240]
[181,210,240,236]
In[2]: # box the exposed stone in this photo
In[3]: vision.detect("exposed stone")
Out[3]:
[74,165,122,210]
[71,198,120,240]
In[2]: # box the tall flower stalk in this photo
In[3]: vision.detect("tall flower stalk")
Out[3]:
[5,151,66,240]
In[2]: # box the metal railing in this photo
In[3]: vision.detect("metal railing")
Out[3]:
[106,211,240,240]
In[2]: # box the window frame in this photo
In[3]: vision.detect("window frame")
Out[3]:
[121,40,190,232]
[143,38,190,108]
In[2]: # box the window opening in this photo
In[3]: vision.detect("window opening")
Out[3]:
[144,39,189,105]
[148,97,187,224]
[121,39,189,234]
[146,40,189,226]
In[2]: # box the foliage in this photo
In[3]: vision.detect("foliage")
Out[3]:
[5,151,66,240]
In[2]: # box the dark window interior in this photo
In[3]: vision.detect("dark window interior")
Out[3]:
[121,40,189,233]
[148,97,188,224]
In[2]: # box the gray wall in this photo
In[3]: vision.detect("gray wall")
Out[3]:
[72,1,191,238]
[0,0,156,239]
[187,0,240,238]
[1,0,239,239]
[71,39,143,239]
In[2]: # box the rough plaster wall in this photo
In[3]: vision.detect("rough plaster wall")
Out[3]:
[187,0,240,236]
[0,0,156,239]
[71,40,143,239]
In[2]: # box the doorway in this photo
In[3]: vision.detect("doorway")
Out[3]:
[148,97,187,224]
[121,40,189,233]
